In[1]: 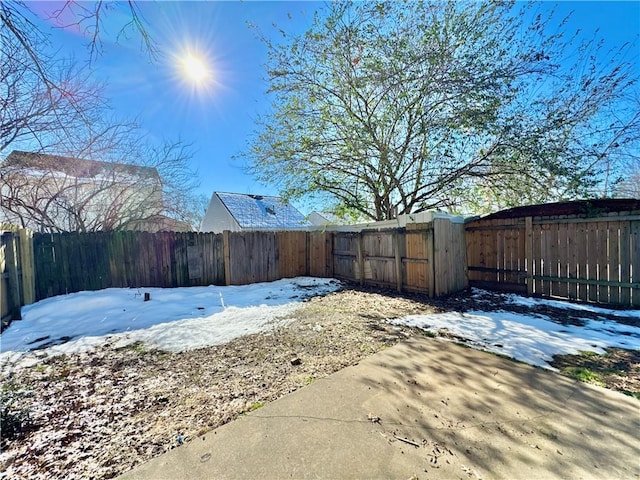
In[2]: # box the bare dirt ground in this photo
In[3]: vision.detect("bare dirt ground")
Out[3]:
[1,286,638,480]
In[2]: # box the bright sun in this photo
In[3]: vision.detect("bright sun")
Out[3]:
[179,54,210,85]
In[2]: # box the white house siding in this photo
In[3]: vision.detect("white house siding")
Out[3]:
[199,193,241,233]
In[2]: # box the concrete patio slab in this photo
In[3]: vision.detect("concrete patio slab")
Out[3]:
[119,337,640,479]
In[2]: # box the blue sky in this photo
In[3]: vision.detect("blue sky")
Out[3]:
[22,1,640,214]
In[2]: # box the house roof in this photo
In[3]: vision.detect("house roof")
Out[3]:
[216,192,311,230]
[3,150,160,181]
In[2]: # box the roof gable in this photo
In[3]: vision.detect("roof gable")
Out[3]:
[216,192,310,229]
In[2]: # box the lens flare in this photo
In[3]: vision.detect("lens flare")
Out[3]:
[179,53,210,85]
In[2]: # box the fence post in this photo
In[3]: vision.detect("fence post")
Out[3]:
[393,231,402,292]
[356,232,365,285]
[19,228,35,305]
[461,221,470,289]
[426,226,435,297]
[223,230,231,285]
[304,232,311,277]
[525,216,533,295]
[4,233,22,320]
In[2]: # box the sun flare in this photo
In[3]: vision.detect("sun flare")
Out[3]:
[169,40,224,99]
[179,54,210,85]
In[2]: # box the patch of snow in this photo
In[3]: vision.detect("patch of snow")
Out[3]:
[390,308,640,369]
[0,277,341,372]
[3,281,638,374]
[474,287,640,319]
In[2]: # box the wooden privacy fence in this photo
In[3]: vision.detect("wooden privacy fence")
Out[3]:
[33,230,334,301]
[223,230,332,285]
[27,222,464,307]
[331,218,467,296]
[6,200,637,325]
[34,231,225,300]
[1,228,35,327]
[465,200,640,307]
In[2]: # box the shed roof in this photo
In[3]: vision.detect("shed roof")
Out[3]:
[472,199,640,221]
[216,192,311,230]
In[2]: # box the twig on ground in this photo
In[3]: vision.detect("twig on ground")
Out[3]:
[393,434,420,448]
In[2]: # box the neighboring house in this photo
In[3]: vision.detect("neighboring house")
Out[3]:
[0,150,166,232]
[200,192,311,233]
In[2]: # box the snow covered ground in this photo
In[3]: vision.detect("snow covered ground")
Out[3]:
[1,279,639,373]
[390,289,640,369]
[0,277,341,371]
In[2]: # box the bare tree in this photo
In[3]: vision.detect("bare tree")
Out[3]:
[612,158,640,199]
[1,150,159,232]
[47,1,157,63]
[1,4,108,155]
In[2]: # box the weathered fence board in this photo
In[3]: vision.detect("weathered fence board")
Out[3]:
[225,231,278,285]
[308,232,332,277]
[576,222,588,301]
[567,221,578,300]
[405,228,431,294]
[433,219,467,296]
[1,233,22,322]
[33,231,226,299]
[556,221,568,298]
[332,233,357,281]
[18,229,35,305]
[362,230,396,287]
[277,231,308,279]
[632,220,640,307]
